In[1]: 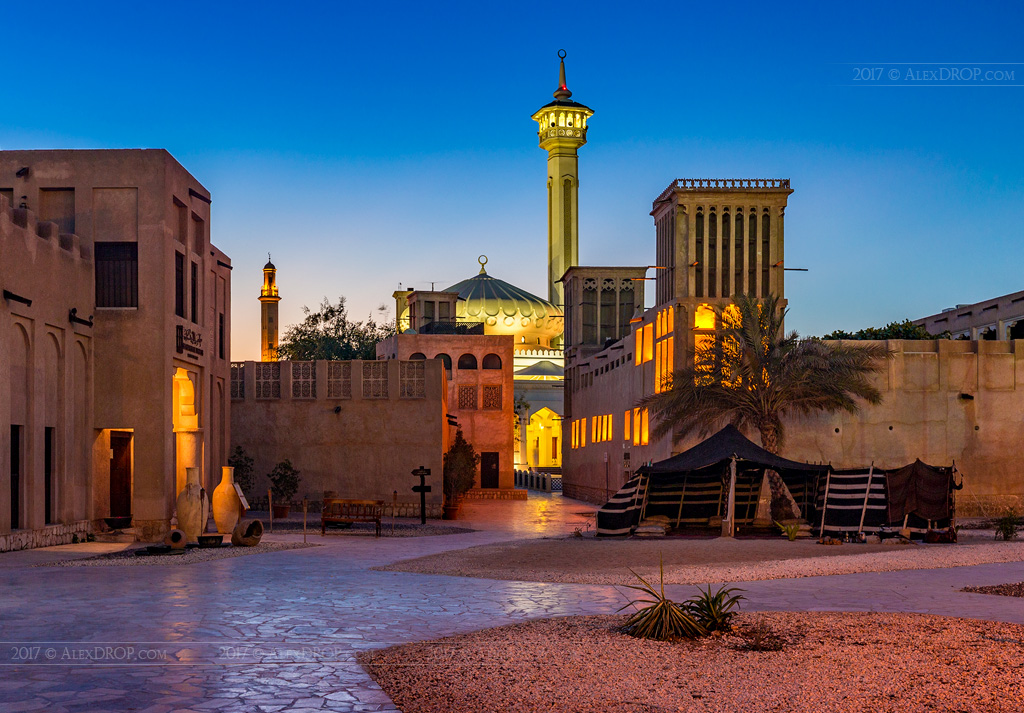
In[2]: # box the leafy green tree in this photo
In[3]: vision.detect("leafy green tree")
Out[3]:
[267,459,301,502]
[227,445,255,497]
[276,297,394,361]
[640,294,891,520]
[443,429,479,502]
[822,319,949,341]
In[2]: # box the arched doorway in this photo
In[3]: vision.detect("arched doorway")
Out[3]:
[172,368,202,496]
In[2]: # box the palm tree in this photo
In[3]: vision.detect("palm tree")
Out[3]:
[640,294,891,520]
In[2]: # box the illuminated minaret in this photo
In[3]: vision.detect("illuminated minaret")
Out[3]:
[259,255,281,361]
[532,50,593,309]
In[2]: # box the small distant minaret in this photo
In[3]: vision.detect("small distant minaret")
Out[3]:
[532,50,593,309]
[259,255,281,361]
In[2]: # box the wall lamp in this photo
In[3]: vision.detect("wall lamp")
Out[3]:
[773,261,808,272]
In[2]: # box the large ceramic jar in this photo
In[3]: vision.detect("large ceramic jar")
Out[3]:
[176,467,205,543]
[212,466,242,535]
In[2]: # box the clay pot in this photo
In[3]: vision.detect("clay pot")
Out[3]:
[231,519,264,547]
[164,529,186,549]
[176,467,205,543]
[212,466,242,535]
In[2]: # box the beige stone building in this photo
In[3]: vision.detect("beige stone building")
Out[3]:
[562,178,1024,514]
[379,286,516,494]
[914,289,1024,340]
[0,150,232,547]
[1,194,94,550]
[230,359,448,515]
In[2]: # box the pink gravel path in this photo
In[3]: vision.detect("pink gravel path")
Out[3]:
[360,612,1024,712]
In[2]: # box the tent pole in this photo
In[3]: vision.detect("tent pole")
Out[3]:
[639,474,651,524]
[818,469,832,539]
[675,473,688,528]
[857,463,874,535]
[723,457,737,538]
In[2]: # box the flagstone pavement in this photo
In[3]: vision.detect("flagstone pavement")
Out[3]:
[2,493,1024,713]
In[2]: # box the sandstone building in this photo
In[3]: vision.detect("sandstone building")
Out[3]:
[0,150,231,548]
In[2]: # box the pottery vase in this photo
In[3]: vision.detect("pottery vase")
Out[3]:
[212,466,242,535]
[176,466,205,543]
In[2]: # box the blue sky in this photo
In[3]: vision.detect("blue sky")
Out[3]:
[4,1,1022,359]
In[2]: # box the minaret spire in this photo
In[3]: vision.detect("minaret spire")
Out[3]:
[554,49,572,100]
[532,50,593,311]
[259,256,281,361]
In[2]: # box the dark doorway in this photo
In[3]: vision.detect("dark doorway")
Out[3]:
[44,427,54,524]
[109,432,133,518]
[10,425,20,529]
[480,451,499,489]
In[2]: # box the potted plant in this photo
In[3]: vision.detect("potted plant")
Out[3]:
[443,429,479,519]
[267,459,301,518]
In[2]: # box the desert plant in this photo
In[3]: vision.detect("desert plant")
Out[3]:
[775,520,801,542]
[685,585,745,632]
[995,508,1018,541]
[735,621,784,652]
[443,429,479,502]
[228,445,255,497]
[619,557,707,641]
[267,459,301,503]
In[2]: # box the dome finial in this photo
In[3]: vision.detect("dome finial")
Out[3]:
[478,255,488,274]
[554,49,572,100]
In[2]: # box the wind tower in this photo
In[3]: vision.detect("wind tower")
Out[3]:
[532,50,593,309]
[259,254,281,361]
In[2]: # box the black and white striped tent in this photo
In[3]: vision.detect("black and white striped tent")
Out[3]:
[597,426,829,536]
[816,461,959,538]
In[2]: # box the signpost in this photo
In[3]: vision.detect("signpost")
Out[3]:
[411,466,431,525]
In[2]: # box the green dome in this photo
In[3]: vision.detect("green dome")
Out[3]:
[444,260,563,347]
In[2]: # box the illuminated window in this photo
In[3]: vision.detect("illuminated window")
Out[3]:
[635,328,643,366]
[695,304,716,330]
[633,407,641,445]
[592,417,597,443]
[624,410,631,440]
[643,323,654,363]
[641,409,649,445]
[581,419,586,447]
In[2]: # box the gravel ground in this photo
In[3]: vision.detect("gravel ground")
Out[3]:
[39,541,317,567]
[376,536,1024,584]
[963,581,1024,598]
[360,612,1024,713]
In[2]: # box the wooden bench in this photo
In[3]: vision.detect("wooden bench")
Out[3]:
[321,498,384,537]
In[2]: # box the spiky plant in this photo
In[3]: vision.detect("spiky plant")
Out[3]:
[640,294,891,520]
[685,585,745,632]
[619,557,707,641]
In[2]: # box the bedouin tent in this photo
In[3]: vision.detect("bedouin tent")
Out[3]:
[814,460,961,538]
[597,425,829,536]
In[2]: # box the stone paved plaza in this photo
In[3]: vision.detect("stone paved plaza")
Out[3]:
[2,494,1024,712]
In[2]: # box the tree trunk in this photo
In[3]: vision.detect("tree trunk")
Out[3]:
[759,421,802,522]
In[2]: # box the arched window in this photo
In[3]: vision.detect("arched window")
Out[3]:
[409,352,426,360]
[434,354,452,379]
[482,353,502,370]
[457,353,477,370]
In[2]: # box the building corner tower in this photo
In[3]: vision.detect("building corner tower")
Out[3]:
[532,50,593,309]
[259,255,281,361]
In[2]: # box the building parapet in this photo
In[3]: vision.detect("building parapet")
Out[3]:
[230,359,440,402]
[0,195,92,262]
[655,177,792,204]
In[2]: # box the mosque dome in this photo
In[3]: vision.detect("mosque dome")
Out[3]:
[445,256,563,349]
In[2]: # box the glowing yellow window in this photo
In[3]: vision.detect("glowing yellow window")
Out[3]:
[624,410,631,440]
[643,323,654,363]
[695,304,716,330]
[666,306,674,334]
[605,415,612,441]
[633,407,641,445]
[580,419,586,447]
[641,408,649,445]
[635,328,643,366]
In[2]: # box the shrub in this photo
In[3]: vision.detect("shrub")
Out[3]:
[443,429,479,501]
[995,509,1018,541]
[619,557,707,641]
[735,621,784,652]
[775,520,801,541]
[685,585,745,632]
[228,446,255,496]
[267,459,301,502]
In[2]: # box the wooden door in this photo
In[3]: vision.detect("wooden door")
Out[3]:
[109,432,132,517]
[480,451,499,489]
